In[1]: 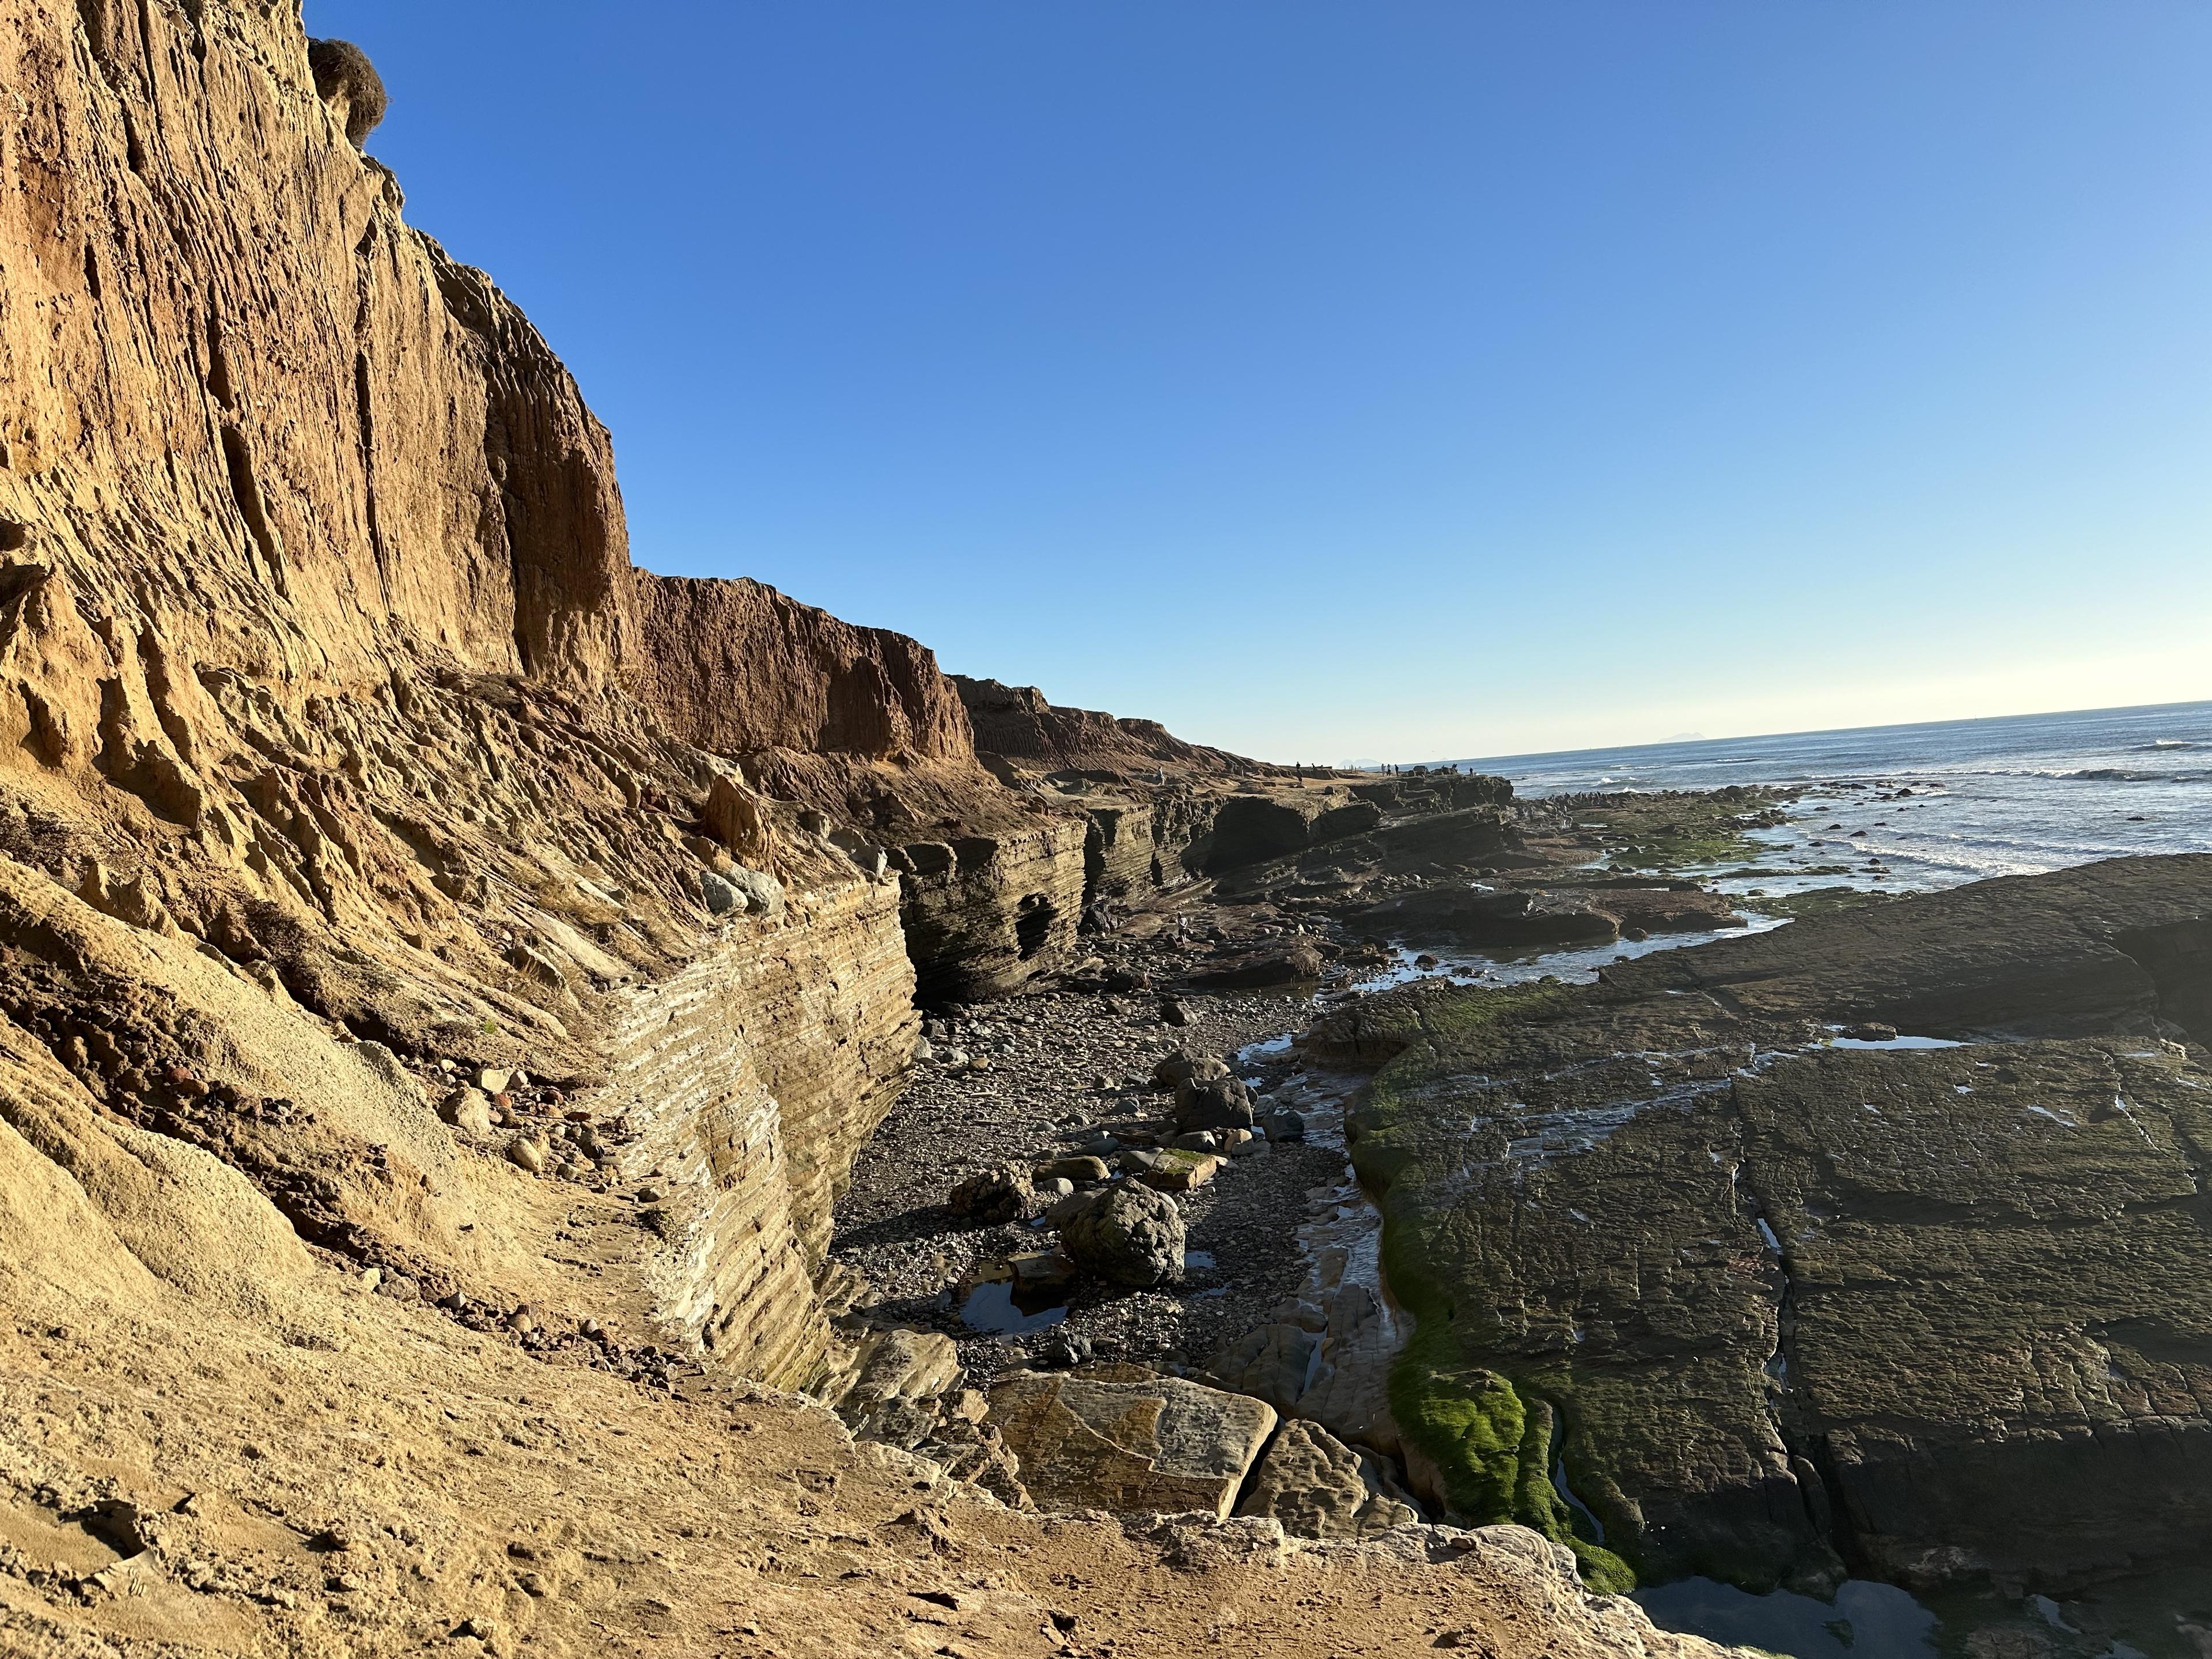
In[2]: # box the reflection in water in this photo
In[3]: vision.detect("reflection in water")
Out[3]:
[1636,1578,1938,1658]
[959,1267,1069,1336]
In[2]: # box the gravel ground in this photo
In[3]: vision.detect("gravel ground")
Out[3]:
[828,909,1357,1388]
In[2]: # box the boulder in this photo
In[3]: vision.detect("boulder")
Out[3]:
[727,865,785,921]
[986,1368,1277,1518]
[1233,1419,1421,1540]
[699,869,747,916]
[438,1087,495,1138]
[1187,941,1327,989]
[1137,1149,1222,1194]
[827,1327,964,1432]
[948,1162,1035,1225]
[1173,1074,1256,1132]
[1009,1251,1076,1291]
[1060,1183,1184,1286]
[1153,1051,1229,1092]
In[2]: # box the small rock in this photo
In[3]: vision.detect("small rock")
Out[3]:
[506,1137,547,1175]
[1039,1176,1075,1198]
[475,1067,513,1095]
[440,1088,494,1137]
[1037,1155,1111,1185]
[1031,1330,1094,1369]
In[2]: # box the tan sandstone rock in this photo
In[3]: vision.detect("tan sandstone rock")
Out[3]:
[1235,1418,1421,1540]
[986,1367,1277,1519]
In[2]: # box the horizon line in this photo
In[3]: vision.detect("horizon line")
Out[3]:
[1381,694,2212,772]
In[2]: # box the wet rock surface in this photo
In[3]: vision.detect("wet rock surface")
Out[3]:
[1350,854,2212,1599]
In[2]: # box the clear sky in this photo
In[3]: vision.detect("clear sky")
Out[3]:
[312,1,2211,764]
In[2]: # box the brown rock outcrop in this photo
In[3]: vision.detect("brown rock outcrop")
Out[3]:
[987,1366,1278,1518]
[631,573,972,762]
[952,673,1260,777]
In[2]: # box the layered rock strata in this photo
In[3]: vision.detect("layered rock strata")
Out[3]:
[0,5,1775,1652]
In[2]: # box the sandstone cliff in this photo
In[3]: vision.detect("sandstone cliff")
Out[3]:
[953,673,1264,778]
[0,5,1752,1654]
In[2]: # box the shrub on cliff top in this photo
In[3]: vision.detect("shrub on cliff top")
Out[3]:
[308,38,387,146]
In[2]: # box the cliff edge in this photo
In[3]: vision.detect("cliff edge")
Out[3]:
[0,5,1747,1654]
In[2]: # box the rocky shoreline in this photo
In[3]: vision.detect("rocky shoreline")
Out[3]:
[815,779,1815,1547]
[7,10,2200,1654]
[819,772,2212,1656]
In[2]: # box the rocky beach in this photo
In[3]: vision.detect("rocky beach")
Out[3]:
[1,6,2207,1658]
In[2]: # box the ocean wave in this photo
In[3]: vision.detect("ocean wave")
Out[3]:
[2136,740,2196,751]
[2067,768,2212,783]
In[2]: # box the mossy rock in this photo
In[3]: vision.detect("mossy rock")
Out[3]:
[1388,1338,1635,1591]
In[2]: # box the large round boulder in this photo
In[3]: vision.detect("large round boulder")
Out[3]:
[1060,1182,1185,1287]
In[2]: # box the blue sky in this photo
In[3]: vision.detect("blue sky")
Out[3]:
[313,2,2211,763]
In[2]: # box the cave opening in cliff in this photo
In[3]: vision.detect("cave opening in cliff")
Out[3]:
[1014,892,1057,959]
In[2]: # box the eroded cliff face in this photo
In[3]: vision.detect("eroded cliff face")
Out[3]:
[0,0,955,1392]
[953,672,1262,777]
[632,573,972,763]
[0,8,1775,1654]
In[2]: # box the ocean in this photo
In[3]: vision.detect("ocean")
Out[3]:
[1446,698,2212,893]
[1429,699,2212,1656]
